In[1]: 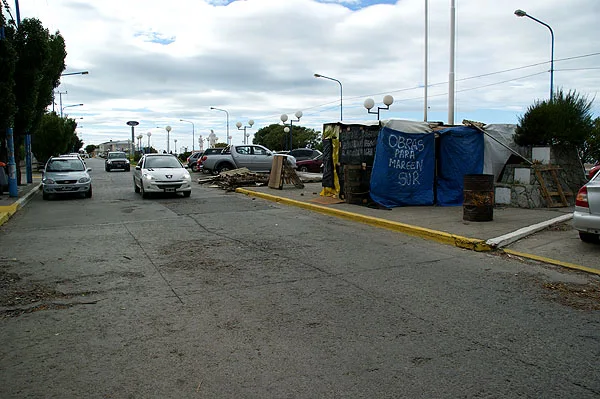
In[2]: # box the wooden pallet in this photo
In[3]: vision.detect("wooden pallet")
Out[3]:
[533,165,572,207]
[268,156,304,189]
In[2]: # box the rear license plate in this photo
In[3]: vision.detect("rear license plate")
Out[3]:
[165,188,175,192]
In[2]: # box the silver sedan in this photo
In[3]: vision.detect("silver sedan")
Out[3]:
[133,154,192,198]
[573,171,600,242]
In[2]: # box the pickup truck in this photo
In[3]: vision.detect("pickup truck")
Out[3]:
[201,144,296,174]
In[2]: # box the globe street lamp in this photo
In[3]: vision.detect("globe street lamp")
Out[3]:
[235,120,255,145]
[147,131,152,149]
[280,111,302,151]
[174,139,178,155]
[314,73,343,121]
[210,107,229,145]
[137,134,143,151]
[515,9,555,101]
[364,95,394,120]
[179,119,195,152]
[165,125,172,153]
[61,103,83,118]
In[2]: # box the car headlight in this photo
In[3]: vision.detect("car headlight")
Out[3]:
[125,160,130,164]
[107,160,112,164]
[143,173,154,181]
[43,178,56,184]
[78,177,91,183]
[183,171,191,179]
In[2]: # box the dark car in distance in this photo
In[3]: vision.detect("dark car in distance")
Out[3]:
[296,153,323,173]
[288,148,322,162]
[105,151,130,172]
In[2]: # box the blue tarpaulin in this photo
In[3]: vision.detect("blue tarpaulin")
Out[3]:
[370,126,435,207]
[436,126,484,206]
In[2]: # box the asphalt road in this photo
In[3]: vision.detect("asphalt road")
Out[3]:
[0,157,599,398]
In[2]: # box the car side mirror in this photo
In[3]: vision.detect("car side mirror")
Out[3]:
[184,165,189,169]
[136,165,141,170]
[86,168,92,172]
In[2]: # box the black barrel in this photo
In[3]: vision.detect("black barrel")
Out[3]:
[463,174,494,222]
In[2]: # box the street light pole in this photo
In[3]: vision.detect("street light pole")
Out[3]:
[236,120,255,145]
[314,73,343,121]
[280,112,302,151]
[515,9,554,101]
[166,125,172,153]
[179,119,195,152]
[210,107,229,145]
[61,71,89,76]
[61,103,83,118]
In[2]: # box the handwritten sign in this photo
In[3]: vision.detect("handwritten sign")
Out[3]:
[370,127,434,207]
[340,124,380,165]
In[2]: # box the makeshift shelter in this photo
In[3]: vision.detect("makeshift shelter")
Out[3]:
[320,119,531,208]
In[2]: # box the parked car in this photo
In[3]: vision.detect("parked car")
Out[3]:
[296,153,323,173]
[588,162,600,180]
[193,148,223,172]
[186,151,203,169]
[105,151,130,172]
[573,171,600,242]
[201,145,296,174]
[42,155,92,200]
[288,148,322,162]
[133,153,192,198]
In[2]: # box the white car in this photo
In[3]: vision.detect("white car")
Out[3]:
[133,154,192,198]
[573,171,600,242]
[42,156,92,200]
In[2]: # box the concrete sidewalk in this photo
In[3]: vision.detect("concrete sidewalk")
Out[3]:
[235,182,600,275]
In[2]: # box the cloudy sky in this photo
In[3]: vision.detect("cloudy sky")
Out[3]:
[15,0,600,152]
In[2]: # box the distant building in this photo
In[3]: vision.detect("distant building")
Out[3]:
[97,140,132,156]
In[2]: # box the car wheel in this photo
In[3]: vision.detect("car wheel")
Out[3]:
[141,184,149,199]
[126,167,130,172]
[42,191,49,200]
[134,179,140,193]
[192,164,199,172]
[85,186,92,198]
[217,163,233,174]
[579,232,599,243]
[299,166,309,172]
[105,167,110,172]
[182,191,191,198]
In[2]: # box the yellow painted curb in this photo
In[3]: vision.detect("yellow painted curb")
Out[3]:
[0,203,19,216]
[236,188,492,252]
[503,249,600,276]
[0,211,9,226]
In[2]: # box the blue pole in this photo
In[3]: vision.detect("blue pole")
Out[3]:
[6,128,18,197]
[25,133,32,183]
[15,0,21,25]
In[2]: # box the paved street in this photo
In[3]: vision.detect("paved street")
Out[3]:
[0,158,599,398]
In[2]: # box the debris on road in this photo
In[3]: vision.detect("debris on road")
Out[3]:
[198,168,269,191]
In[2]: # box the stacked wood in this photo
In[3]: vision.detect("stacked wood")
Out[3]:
[268,156,304,189]
[197,168,269,191]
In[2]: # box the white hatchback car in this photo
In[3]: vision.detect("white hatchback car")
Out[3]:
[133,154,192,198]
[573,171,600,242]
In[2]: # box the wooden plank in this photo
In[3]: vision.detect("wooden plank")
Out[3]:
[550,168,568,206]
[268,156,284,189]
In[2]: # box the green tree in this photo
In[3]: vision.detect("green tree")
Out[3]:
[10,18,66,183]
[514,89,595,149]
[31,112,69,162]
[579,118,600,163]
[0,2,17,133]
[84,144,97,154]
[253,123,320,151]
[214,142,228,148]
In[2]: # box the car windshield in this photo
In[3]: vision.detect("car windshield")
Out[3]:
[144,156,182,169]
[108,152,127,159]
[46,159,85,172]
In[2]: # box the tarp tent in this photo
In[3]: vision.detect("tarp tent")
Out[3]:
[370,120,435,207]
[436,126,484,206]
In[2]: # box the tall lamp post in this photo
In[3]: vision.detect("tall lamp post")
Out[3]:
[179,119,195,152]
[165,125,172,153]
[515,9,554,101]
[364,95,394,120]
[210,107,229,145]
[314,73,343,121]
[280,111,302,151]
[147,131,152,150]
[126,121,139,161]
[235,120,255,145]
[61,103,83,118]
[137,134,143,151]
